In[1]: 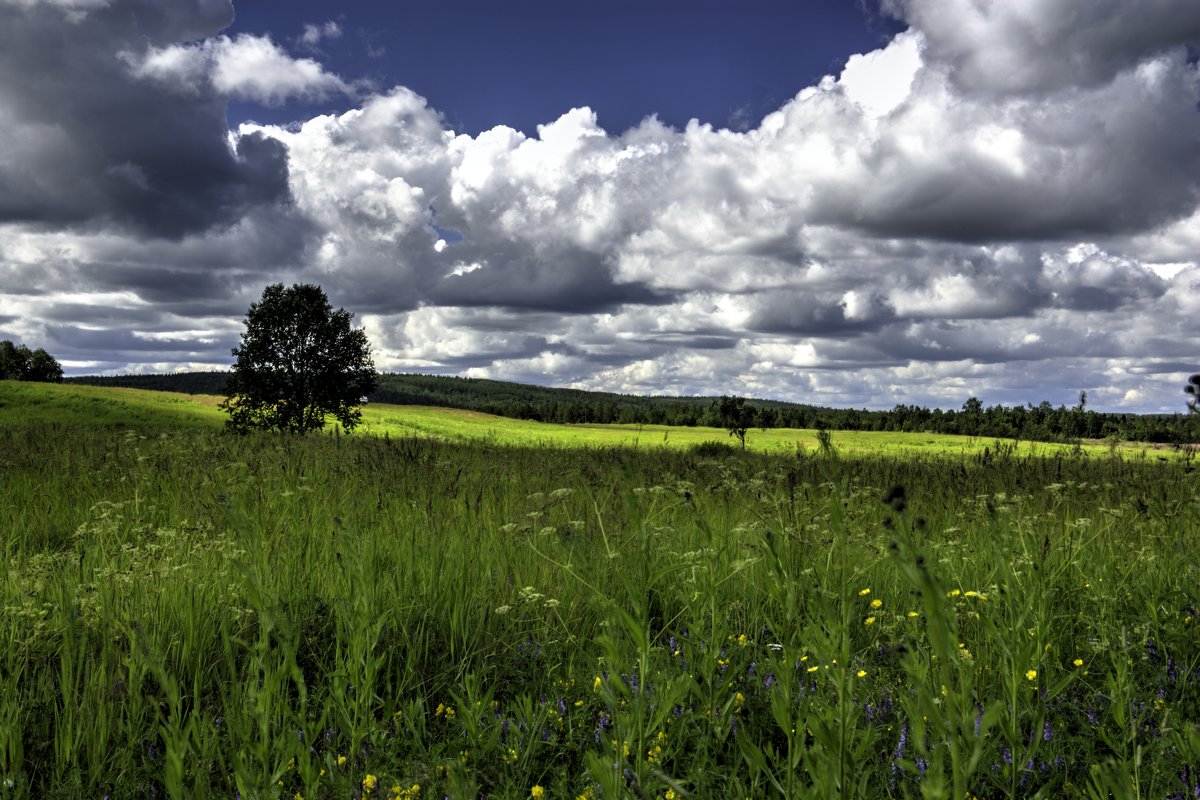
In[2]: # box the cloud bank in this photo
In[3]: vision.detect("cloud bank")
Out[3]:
[2,0,1199,413]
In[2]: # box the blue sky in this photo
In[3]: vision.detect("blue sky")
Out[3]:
[225,1,903,136]
[1,0,1199,413]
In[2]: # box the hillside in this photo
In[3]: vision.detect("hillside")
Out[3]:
[63,370,1198,445]
[5,380,1186,460]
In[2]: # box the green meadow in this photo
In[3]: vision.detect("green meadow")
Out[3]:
[1,380,1198,799]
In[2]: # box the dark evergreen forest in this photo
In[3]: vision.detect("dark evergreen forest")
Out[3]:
[65,371,1198,446]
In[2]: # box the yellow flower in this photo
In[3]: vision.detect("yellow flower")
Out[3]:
[947,589,962,598]
[737,633,748,647]
[665,789,679,800]
[807,665,819,673]
[1025,669,1038,681]
[531,786,545,798]
[858,588,871,596]
[337,755,347,767]
[864,616,876,626]
[906,611,919,618]
[363,773,378,794]
[294,794,304,800]
[593,676,602,692]
[1073,658,1084,668]
[870,598,882,609]
[857,669,867,678]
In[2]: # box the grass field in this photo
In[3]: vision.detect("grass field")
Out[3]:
[0,380,1183,459]
[1,380,1198,799]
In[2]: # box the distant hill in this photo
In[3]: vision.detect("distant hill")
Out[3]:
[65,371,1197,445]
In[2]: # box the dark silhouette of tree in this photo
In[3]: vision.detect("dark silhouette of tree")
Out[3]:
[0,340,63,382]
[1187,374,1200,414]
[220,284,377,434]
[716,395,756,449]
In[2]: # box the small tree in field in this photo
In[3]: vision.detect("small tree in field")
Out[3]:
[716,395,756,449]
[1187,374,1200,414]
[221,283,377,434]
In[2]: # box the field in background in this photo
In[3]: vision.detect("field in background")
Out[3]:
[0,381,1183,459]
[2,380,1198,799]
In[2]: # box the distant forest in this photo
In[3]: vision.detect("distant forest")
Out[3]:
[65,371,1199,445]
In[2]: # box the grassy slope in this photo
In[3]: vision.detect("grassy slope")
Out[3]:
[1,380,1175,459]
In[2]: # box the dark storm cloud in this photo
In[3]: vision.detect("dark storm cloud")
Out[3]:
[49,324,233,360]
[427,246,672,312]
[0,0,293,238]
[749,291,895,336]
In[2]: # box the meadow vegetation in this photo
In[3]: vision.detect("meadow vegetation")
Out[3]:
[1,381,1198,799]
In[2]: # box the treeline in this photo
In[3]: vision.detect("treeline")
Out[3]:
[64,370,1198,445]
[1,340,63,382]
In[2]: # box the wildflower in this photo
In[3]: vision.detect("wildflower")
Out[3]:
[1025,669,1037,681]
[865,616,876,626]
[294,794,304,800]
[870,599,882,609]
[593,676,602,692]
[859,588,871,596]
[337,755,347,767]
[363,774,378,794]
[1073,658,1084,668]
[531,786,545,799]
[857,670,867,678]
[947,589,962,598]
[734,691,745,709]
[807,666,819,673]
[737,633,748,647]
[906,611,919,618]
[665,790,678,800]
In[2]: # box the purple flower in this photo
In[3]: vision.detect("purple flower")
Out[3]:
[1043,721,1053,741]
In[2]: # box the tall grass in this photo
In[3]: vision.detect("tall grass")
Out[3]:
[1,418,1198,798]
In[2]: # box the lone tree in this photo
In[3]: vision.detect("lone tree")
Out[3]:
[0,340,63,382]
[220,283,377,434]
[716,395,756,449]
[1186,374,1200,414]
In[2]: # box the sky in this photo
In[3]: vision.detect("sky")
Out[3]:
[1,0,1199,413]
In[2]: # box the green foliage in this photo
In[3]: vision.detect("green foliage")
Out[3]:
[220,284,377,434]
[716,395,756,449]
[0,339,63,382]
[3,404,1199,798]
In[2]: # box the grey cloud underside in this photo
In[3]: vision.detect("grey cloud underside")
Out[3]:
[888,0,1200,96]
[426,250,673,312]
[0,0,295,238]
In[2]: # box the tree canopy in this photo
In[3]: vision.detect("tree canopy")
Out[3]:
[220,284,377,434]
[0,340,63,382]
[715,395,756,449]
